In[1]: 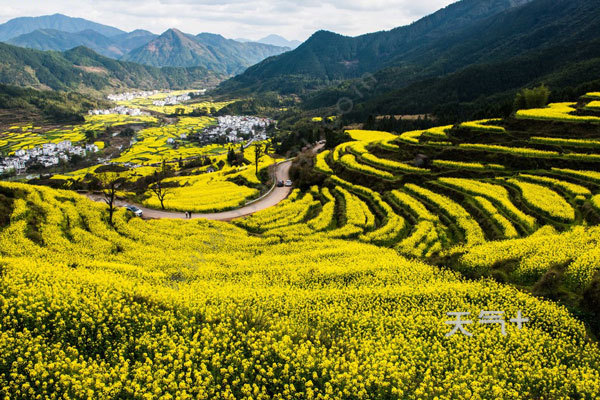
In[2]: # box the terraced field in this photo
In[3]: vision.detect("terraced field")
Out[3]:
[1,182,599,399]
[230,95,600,299]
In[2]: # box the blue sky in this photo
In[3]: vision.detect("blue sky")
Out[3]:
[0,0,456,41]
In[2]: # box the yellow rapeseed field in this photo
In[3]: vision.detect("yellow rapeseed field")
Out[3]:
[1,182,600,399]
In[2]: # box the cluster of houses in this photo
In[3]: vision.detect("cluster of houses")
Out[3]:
[200,116,273,143]
[107,91,161,102]
[151,90,205,107]
[88,106,150,116]
[0,141,100,174]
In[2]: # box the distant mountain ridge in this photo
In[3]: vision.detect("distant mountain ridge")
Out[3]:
[0,14,292,75]
[235,35,301,49]
[121,29,289,75]
[0,14,124,41]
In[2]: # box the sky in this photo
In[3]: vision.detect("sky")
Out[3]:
[0,0,456,41]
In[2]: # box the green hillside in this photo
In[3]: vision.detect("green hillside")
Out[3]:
[0,42,223,92]
[6,28,157,58]
[0,84,111,123]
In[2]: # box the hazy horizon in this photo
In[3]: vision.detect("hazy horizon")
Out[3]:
[0,0,456,42]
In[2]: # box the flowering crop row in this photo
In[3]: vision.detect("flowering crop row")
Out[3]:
[591,194,600,212]
[339,154,395,179]
[404,184,486,246]
[236,190,319,231]
[516,102,600,123]
[1,182,600,399]
[335,186,375,229]
[551,168,600,183]
[472,196,519,239]
[314,150,333,174]
[432,160,505,171]
[307,188,336,231]
[389,190,445,257]
[458,143,560,158]
[438,178,537,231]
[459,119,506,133]
[360,152,428,173]
[530,136,600,149]
[506,179,575,222]
[518,174,591,196]
[458,225,600,289]
[398,130,424,144]
[586,100,600,109]
[423,125,453,139]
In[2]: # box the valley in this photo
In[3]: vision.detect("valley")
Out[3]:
[1,1,600,399]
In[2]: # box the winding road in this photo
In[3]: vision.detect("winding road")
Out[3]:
[89,143,325,221]
[88,160,293,221]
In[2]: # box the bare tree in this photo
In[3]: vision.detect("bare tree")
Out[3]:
[254,143,263,175]
[98,171,123,226]
[149,169,173,210]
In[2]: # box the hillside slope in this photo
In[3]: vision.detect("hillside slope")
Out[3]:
[219,0,600,120]
[220,0,534,92]
[0,42,223,92]
[6,28,157,58]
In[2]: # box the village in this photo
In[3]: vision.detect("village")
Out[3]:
[106,90,206,105]
[106,90,162,102]
[0,141,101,175]
[88,106,150,116]
[195,115,274,145]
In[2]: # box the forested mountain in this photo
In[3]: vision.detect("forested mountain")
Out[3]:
[0,13,124,41]
[0,42,223,92]
[220,0,535,93]
[219,0,600,121]
[303,0,600,118]
[7,28,157,58]
[122,29,289,74]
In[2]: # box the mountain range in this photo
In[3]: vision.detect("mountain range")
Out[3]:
[0,14,294,75]
[121,29,289,74]
[0,13,125,41]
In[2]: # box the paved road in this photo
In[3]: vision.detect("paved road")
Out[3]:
[88,160,293,221]
[88,143,325,221]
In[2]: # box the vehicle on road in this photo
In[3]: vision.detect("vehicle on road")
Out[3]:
[125,205,143,217]
[276,180,284,187]
[284,180,293,187]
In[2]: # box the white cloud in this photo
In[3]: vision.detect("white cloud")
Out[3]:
[0,0,456,41]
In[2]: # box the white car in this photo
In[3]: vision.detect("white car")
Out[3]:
[125,205,143,217]
[284,180,293,187]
